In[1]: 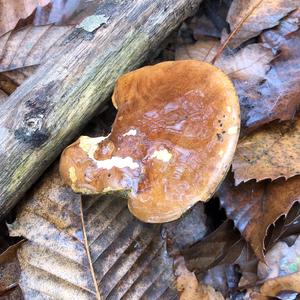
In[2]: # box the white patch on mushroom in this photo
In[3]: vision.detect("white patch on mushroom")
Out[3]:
[151,149,172,162]
[79,135,110,160]
[218,150,224,156]
[227,106,232,113]
[123,129,137,137]
[69,167,77,183]
[227,126,238,135]
[79,135,139,170]
[96,156,139,170]
[103,187,113,193]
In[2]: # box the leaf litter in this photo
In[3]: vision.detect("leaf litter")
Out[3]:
[2,0,300,299]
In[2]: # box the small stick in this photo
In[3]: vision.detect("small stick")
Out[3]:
[80,198,102,300]
[211,0,264,65]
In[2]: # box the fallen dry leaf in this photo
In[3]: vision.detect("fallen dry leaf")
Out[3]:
[176,39,274,129]
[8,164,176,299]
[176,40,273,83]
[0,241,24,299]
[257,237,300,297]
[224,0,299,48]
[0,0,102,98]
[258,235,300,280]
[0,1,73,98]
[237,244,259,288]
[260,271,300,296]
[262,202,300,255]
[9,167,97,299]
[178,7,300,131]
[218,175,300,260]
[176,37,220,62]
[181,220,243,273]
[233,118,300,183]
[189,15,221,40]
[0,0,50,36]
[0,25,73,73]
[242,11,300,129]
[175,256,224,300]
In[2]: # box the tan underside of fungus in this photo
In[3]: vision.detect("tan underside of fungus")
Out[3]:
[60,60,240,223]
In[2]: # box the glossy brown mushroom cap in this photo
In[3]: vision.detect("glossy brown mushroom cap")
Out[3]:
[60,60,240,223]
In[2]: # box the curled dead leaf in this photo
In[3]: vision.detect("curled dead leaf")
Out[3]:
[260,272,300,296]
[218,174,300,260]
[175,256,224,300]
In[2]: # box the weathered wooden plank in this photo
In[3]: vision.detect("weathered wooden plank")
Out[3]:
[0,0,202,218]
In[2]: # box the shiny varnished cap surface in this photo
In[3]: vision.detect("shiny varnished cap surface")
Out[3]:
[60,60,240,223]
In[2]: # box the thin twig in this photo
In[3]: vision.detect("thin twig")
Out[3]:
[80,197,102,300]
[211,0,264,65]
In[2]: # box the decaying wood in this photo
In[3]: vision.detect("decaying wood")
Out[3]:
[0,0,202,219]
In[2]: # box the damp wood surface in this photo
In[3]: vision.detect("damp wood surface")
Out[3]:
[0,0,202,219]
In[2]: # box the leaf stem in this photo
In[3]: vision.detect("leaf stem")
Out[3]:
[80,197,102,300]
[211,0,264,65]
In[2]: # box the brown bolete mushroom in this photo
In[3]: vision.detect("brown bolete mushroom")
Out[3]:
[60,60,240,223]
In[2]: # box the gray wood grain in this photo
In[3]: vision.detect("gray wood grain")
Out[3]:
[0,0,202,219]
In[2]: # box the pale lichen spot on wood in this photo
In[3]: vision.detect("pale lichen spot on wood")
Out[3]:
[77,14,109,32]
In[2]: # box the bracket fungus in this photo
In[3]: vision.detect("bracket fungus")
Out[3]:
[60,60,240,223]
